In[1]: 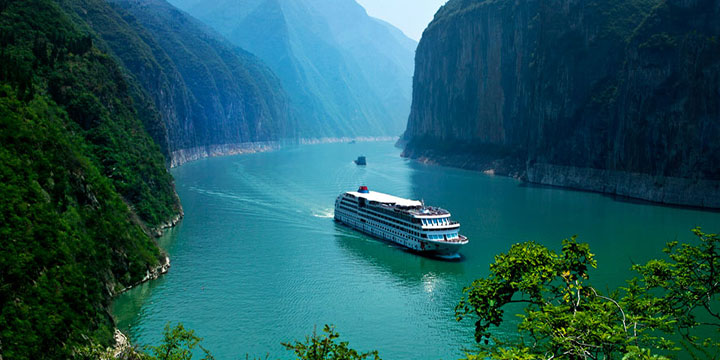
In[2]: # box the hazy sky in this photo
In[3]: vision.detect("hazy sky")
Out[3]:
[355,0,449,41]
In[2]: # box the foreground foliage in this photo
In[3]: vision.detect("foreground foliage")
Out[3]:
[282,325,381,360]
[456,228,720,359]
[143,324,215,360]
[87,228,720,360]
[76,323,213,360]
[632,228,720,355]
[78,323,378,360]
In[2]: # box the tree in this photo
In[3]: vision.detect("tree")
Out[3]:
[631,228,720,357]
[455,230,720,359]
[282,325,381,360]
[143,323,214,360]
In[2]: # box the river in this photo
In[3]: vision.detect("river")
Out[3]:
[113,141,720,359]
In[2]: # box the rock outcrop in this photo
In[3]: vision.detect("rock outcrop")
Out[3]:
[169,141,281,168]
[403,0,720,208]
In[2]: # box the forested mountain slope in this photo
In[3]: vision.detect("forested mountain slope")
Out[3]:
[0,0,181,358]
[403,0,720,208]
[59,0,293,166]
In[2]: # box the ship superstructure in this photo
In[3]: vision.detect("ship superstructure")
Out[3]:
[334,186,469,256]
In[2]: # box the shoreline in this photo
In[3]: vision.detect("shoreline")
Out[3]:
[108,255,171,357]
[298,136,398,145]
[169,136,399,168]
[401,147,720,210]
[170,142,281,168]
[116,256,171,295]
[109,216,179,354]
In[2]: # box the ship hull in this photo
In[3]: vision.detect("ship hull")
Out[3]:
[334,212,465,257]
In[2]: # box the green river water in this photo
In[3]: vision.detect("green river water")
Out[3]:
[113,141,719,359]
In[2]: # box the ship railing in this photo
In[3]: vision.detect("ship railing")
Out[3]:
[435,235,468,243]
[422,221,460,228]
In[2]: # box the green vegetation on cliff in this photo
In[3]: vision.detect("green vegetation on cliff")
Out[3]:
[1,0,180,226]
[0,0,181,357]
[0,87,162,358]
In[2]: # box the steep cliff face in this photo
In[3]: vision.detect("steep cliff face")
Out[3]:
[403,0,720,208]
[60,0,292,166]
[168,0,416,138]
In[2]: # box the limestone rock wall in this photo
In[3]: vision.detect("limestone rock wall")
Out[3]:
[403,0,720,208]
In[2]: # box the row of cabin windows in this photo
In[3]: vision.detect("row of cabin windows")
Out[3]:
[340,210,410,240]
[342,205,455,238]
[365,213,421,237]
[422,218,449,226]
[336,204,356,215]
[340,202,418,233]
[429,232,458,240]
[338,203,357,213]
[344,197,452,229]
[340,208,462,243]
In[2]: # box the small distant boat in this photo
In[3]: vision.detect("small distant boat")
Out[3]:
[354,156,366,166]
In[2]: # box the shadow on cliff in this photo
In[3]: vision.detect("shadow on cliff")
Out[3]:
[332,223,467,287]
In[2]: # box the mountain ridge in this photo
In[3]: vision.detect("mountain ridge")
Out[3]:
[60,0,294,167]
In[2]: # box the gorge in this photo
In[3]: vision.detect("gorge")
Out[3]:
[3,0,720,358]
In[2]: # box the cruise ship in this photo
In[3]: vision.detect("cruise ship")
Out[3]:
[334,186,469,256]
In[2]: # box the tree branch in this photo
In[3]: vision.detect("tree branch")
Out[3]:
[590,287,627,333]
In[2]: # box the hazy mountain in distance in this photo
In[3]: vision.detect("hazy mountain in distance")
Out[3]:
[168,0,417,138]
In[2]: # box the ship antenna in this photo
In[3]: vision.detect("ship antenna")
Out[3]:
[421,198,425,208]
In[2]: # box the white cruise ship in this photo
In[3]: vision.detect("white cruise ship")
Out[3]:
[334,186,469,257]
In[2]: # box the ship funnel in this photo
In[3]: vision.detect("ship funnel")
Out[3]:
[358,186,369,193]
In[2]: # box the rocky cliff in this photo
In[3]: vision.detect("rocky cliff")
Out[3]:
[60,0,293,167]
[403,0,720,208]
